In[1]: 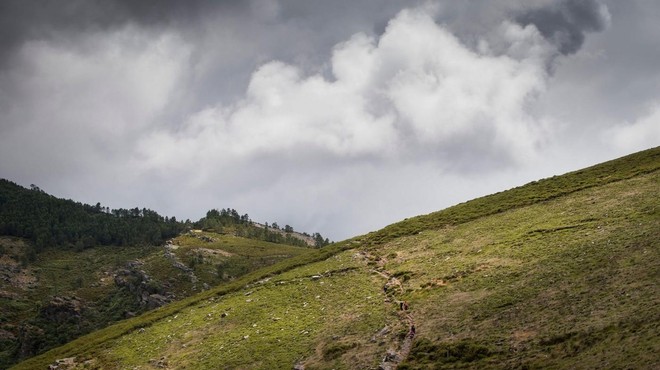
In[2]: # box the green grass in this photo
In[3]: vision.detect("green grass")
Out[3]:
[367,146,660,246]
[12,146,660,369]
[169,232,311,286]
[104,250,388,369]
[11,242,359,369]
[390,170,659,369]
[1,231,315,368]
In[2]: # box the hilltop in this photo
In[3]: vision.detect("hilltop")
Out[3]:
[12,146,660,369]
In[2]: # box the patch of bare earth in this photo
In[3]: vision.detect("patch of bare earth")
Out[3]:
[196,248,233,258]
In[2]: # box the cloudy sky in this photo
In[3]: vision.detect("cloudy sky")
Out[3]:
[1,0,658,240]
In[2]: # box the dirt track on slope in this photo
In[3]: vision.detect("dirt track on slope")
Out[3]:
[356,251,416,370]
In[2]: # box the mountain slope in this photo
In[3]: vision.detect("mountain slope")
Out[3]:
[13,147,660,369]
[0,180,327,367]
[0,232,310,368]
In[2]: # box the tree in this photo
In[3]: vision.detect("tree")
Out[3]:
[313,232,330,248]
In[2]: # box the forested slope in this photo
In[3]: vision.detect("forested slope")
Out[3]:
[0,180,184,253]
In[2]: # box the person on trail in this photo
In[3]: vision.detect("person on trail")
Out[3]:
[410,325,416,338]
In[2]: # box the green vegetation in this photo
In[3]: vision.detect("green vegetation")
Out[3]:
[11,147,660,369]
[0,180,330,367]
[0,232,311,368]
[0,181,329,254]
[11,242,361,370]
[368,146,659,245]
[195,208,331,247]
[388,170,659,368]
[0,180,185,250]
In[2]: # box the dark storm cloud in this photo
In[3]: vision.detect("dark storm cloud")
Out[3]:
[0,0,406,66]
[0,0,239,66]
[516,0,610,55]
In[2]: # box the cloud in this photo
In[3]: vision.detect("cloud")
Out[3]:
[515,0,610,55]
[603,103,660,153]
[1,1,642,241]
[137,8,554,177]
[122,6,568,238]
[0,25,190,182]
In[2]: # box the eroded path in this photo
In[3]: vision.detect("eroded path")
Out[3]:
[355,250,416,370]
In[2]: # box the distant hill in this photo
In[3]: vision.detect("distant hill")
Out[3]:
[12,146,660,369]
[0,181,330,252]
[0,179,186,251]
[194,208,331,248]
[0,182,327,368]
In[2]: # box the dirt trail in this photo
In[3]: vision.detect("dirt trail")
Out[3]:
[356,251,416,370]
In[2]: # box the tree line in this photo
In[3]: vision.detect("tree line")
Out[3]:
[0,180,185,257]
[0,180,331,257]
[196,208,331,247]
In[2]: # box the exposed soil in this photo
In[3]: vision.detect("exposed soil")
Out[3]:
[355,250,417,370]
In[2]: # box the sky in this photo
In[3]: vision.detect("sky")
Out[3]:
[0,0,658,240]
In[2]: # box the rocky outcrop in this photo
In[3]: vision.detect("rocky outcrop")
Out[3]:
[47,357,76,369]
[39,296,83,324]
[114,261,174,310]
[164,244,200,289]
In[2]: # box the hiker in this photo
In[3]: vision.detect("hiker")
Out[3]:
[410,325,416,338]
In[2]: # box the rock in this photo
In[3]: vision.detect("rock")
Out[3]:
[379,349,399,369]
[40,296,83,323]
[147,294,170,309]
[372,326,391,342]
[124,311,137,318]
[48,357,76,369]
[114,263,172,309]
[149,356,168,368]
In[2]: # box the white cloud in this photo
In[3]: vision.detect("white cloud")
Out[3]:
[603,103,660,153]
[138,8,555,171]
[128,7,565,238]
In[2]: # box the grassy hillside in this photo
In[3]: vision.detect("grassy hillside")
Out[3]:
[13,147,660,369]
[0,232,310,368]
